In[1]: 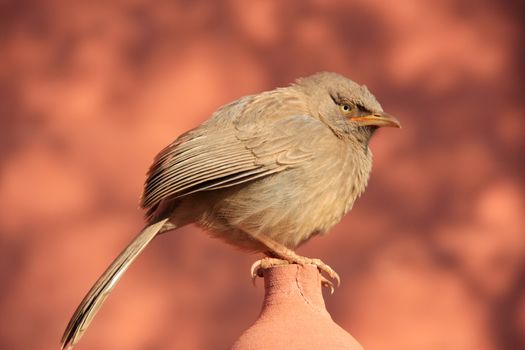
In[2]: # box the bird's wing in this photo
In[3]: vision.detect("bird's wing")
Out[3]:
[141,115,325,212]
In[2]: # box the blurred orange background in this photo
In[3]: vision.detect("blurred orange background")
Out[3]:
[1,1,524,349]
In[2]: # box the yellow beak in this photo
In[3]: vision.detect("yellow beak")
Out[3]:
[350,112,401,128]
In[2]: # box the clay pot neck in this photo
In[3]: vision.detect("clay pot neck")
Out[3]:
[261,264,329,316]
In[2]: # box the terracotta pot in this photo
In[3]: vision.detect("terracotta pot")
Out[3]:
[231,264,363,350]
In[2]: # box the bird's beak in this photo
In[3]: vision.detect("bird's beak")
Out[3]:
[350,112,401,128]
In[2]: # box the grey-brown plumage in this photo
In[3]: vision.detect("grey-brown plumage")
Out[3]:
[61,72,400,350]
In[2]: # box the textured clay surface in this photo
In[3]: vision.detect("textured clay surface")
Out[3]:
[232,264,363,350]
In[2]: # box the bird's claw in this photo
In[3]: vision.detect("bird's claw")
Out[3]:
[320,275,335,294]
[250,257,291,285]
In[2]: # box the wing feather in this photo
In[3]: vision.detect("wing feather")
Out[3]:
[145,152,254,192]
[141,115,325,218]
[146,160,258,204]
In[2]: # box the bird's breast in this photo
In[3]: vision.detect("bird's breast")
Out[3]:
[223,142,370,248]
[303,143,372,235]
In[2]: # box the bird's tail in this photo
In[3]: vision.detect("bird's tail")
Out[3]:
[60,218,172,350]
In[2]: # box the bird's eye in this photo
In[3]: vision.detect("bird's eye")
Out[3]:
[339,104,353,114]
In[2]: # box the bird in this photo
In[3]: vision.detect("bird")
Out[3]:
[60,72,400,350]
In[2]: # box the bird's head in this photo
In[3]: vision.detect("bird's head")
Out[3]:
[295,72,400,144]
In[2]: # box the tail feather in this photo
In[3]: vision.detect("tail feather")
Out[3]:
[60,219,171,350]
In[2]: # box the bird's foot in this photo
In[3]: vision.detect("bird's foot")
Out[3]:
[250,256,340,293]
[248,234,340,292]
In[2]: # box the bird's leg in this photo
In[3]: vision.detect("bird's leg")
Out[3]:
[250,235,340,292]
